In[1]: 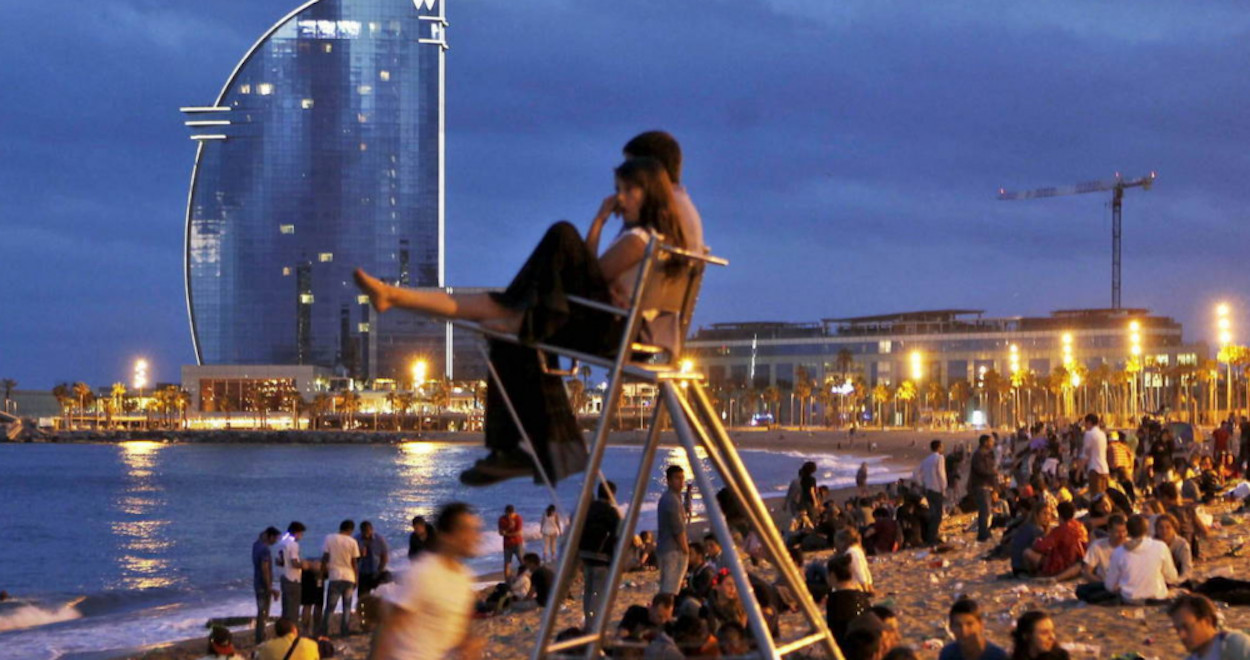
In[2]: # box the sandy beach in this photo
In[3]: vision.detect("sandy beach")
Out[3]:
[115,427,1249,660]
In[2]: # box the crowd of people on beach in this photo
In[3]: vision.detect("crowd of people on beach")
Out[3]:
[218,409,1250,660]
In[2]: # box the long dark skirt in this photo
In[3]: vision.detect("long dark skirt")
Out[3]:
[485,222,621,483]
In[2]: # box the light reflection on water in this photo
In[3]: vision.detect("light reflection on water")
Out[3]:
[112,442,179,590]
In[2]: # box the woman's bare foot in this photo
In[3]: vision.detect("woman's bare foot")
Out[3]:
[353,268,392,313]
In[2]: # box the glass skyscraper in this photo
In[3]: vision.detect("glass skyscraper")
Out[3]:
[182,0,447,375]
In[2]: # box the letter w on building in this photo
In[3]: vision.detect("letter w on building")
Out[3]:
[413,0,438,11]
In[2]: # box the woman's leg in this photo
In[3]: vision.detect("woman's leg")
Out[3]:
[354,269,522,331]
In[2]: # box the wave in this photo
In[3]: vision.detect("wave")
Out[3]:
[0,597,85,633]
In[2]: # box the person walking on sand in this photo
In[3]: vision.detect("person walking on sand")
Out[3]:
[540,504,562,563]
[918,440,947,546]
[968,435,998,543]
[856,462,870,496]
[252,526,280,644]
[657,465,689,595]
[320,519,360,636]
[373,502,485,660]
[274,522,306,623]
[498,504,525,581]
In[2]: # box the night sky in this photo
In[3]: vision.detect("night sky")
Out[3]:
[2,0,1248,389]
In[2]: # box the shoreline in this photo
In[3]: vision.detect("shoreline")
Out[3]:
[22,428,959,659]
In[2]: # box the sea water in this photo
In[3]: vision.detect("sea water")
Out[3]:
[0,441,906,659]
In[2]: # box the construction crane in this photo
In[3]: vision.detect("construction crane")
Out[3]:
[998,171,1155,309]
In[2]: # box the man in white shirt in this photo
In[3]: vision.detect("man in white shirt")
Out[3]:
[273,521,306,622]
[374,502,484,660]
[1082,413,1110,495]
[321,519,361,636]
[1105,514,1178,604]
[917,440,948,546]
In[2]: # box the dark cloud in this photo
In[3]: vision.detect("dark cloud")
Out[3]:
[2,0,1248,387]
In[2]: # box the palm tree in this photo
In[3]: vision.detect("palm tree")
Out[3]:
[762,386,781,427]
[311,393,332,430]
[871,383,892,428]
[949,379,972,421]
[794,366,813,429]
[52,383,73,429]
[835,349,854,379]
[285,392,305,430]
[72,382,93,422]
[896,380,917,426]
[925,380,945,414]
[815,387,833,428]
[395,392,415,430]
[337,391,362,429]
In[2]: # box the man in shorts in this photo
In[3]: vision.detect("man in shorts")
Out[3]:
[498,505,524,581]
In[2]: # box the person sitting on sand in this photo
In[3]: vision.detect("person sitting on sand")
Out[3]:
[863,506,901,555]
[1105,514,1178,605]
[843,628,886,660]
[834,527,873,593]
[354,134,701,488]
[939,599,1009,660]
[1009,611,1069,660]
[1024,501,1087,579]
[254,618,319,660]
[1153,513,1194,586]
[196,625,244,660]
[717,622,751,656]
[1009,504,1050,577]
[1073,514,1128,603]
[826,554,873,648]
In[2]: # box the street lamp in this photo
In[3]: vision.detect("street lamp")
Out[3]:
[133,359,149,398]
[412,359,428,390]
[1217,303,1233,418]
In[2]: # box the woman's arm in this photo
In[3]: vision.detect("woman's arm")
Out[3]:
[585,195,618,256]
[598,231,647,285]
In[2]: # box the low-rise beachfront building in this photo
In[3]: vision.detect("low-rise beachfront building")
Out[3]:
[684,308,1211,427]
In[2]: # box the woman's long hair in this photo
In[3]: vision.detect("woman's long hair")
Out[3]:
[614,157,687,252]
[1010,611,1051,660]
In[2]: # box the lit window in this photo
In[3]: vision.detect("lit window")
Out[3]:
[390,197,397,206]
[239,84,252,94]
[368,21,380,34]
[358,323,371,333]
[359,142,368,152]
[357,113,368,123]
[323,43,333,53]
[379,70,390,82]
[300,293,314,304]
[358,84,373,95]
[280,224,295,234]
[301,98,314,109]
[357,295,370,305]
[318,253,333,263]
[257,83,274,95]
[282,267,292,276]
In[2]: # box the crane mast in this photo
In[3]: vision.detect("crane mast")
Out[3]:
[998,172,1155,309]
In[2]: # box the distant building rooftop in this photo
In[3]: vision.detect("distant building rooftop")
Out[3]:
[691,308,1181,341]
